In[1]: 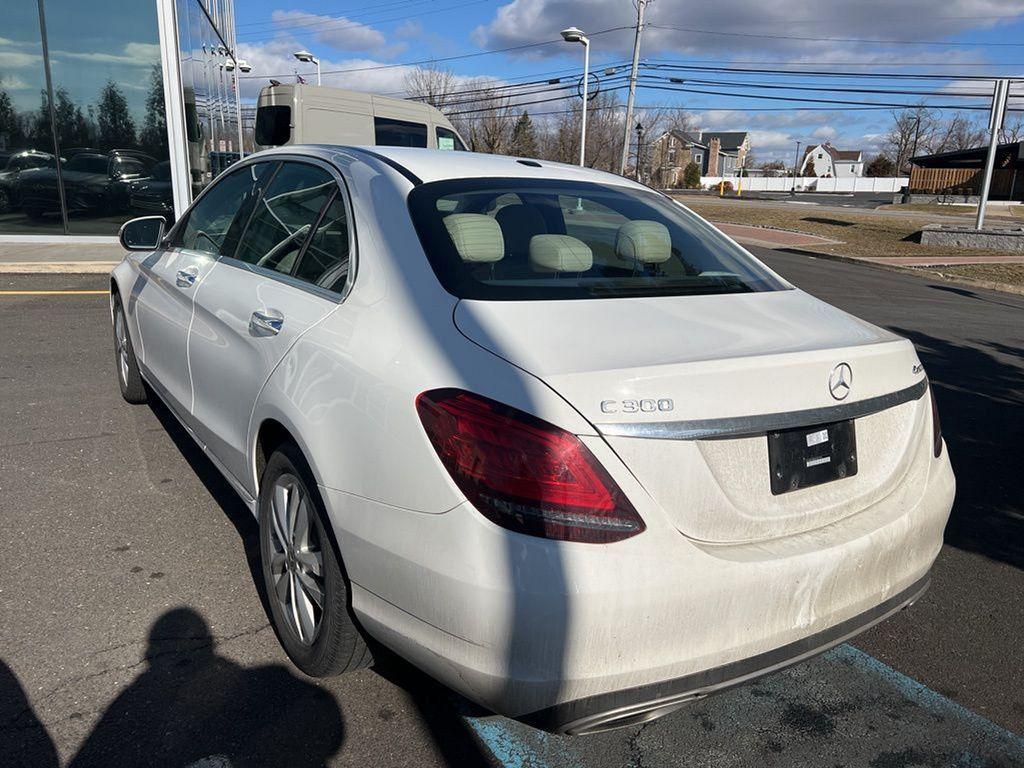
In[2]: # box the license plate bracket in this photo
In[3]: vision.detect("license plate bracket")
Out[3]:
[767,420,858,495]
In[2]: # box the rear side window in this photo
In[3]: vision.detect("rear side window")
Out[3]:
[255,105,292,146]
[294,194,350,292]
[436,127,466,151]
[233,162,335,276]
[374,117,427,148]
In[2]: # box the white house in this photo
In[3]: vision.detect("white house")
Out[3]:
[801,142,864,178]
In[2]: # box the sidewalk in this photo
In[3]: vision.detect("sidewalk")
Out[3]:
[0,241,121,273]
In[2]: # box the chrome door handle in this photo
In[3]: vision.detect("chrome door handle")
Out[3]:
[249,309,284,336]
[176,267,198,288]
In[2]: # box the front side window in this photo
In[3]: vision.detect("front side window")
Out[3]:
[408,178,788,300]
[375,117,428,148]
[233,162,335,276]
[176,162,275,255]
[436,126,466,151]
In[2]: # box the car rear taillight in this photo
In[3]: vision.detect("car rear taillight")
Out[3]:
[415,389,645,543]
[929,386,943,458]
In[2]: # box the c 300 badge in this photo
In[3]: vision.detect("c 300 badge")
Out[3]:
[600,398,674,414]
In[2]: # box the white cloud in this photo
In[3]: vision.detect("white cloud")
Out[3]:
[50,42,160,67]
[270,10,405,59]
[474,0,1023,63]
[0,74,31,90]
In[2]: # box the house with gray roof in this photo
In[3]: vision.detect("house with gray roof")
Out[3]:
[649,129,751,187]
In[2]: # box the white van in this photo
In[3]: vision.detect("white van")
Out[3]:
[254,83,468,151]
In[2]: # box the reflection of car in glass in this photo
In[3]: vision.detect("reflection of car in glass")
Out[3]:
[129,161,174,216]
[17,149,156,220]
[0,150,59,213]
[111,147,955,735]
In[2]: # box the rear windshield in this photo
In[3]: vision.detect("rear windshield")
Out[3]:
[407,178,789,300]
[255,105,292,146]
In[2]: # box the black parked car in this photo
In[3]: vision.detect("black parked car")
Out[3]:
[17,149,156,220]
[129,160,174,217]
[0,150,59,214]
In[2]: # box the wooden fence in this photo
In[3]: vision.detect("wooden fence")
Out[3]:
[909,167,1021,198]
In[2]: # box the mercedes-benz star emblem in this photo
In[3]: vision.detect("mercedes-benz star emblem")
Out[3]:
[829,362,853,401]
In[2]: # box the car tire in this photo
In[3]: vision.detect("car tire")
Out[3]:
[259,443,372,677]
[112,293,147,404]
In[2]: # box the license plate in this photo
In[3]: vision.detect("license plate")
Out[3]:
[767,420,858,495]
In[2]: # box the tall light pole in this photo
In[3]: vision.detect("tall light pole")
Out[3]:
[791,140,802,194]
[293,50,321,85]
[561,27,590,167]
[226,56,250,160]
[619,0,650,176]
[976,78,1010,230]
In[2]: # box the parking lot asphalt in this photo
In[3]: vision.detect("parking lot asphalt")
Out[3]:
[0,252,1021,767]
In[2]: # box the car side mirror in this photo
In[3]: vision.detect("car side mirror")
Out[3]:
[119,216,166,251]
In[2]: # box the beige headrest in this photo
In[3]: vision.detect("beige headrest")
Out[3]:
[443,214,504,263]
[615,220,672,264]
[529,234,593,272]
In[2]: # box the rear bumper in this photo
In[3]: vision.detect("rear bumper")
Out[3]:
[523,573,930,734]
[325,436,954,733]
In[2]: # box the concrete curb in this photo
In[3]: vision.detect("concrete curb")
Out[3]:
[0,261,118,274]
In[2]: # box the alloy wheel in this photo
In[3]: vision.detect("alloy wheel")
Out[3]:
[114,308,129,386]
[268,475,325,645]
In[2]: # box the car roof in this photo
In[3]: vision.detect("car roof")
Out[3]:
[256,144,650,191]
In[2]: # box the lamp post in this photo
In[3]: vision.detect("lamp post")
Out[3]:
[635,121,644,182]
[791,140,802,195]
[293,50,321,85]
[226,56,251,160]
[561,27,590,167]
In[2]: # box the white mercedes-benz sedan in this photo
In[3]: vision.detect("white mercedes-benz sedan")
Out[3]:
[110,146,954,734]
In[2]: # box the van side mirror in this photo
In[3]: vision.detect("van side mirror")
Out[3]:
[119,216,166,251]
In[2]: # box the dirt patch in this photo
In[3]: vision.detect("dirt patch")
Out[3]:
[909,263,1024,289]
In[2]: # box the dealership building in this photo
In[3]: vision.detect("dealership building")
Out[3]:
[0,0,241,243]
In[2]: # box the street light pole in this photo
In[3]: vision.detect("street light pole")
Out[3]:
[226,55,250,160]
[293,50,321,85]
[791,140,802,194]
[619,0,650,176]
[561,27,590,167]
[976,78,1010,230]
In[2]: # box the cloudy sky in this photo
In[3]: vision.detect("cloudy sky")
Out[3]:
[232,0,1024,161]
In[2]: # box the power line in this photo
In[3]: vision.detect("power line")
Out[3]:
[647,23,1024,47]
[642,74,995,100]
[644,61,1024,81]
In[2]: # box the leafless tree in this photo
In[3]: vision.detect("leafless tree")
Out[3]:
[928,112,986,154]
[1001,113,1024,144]
[403,65,459,112]
[886,105,936,172]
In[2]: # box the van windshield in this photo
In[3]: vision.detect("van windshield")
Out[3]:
[407,178,789,301]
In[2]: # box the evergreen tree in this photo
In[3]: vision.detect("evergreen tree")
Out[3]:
[509,111,538,158]
[97,80,136,149]
[139,65,168,158]
[53,87,90,148]
[865,154,896,177]
[683,161,701,189]
[0,87,27,150]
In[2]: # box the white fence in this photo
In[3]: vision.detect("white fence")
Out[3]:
[699,176,909,193]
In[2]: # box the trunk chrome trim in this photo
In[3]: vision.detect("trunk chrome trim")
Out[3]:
[596,378,928,441]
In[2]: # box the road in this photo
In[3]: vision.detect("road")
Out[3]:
[0,251,1021,767]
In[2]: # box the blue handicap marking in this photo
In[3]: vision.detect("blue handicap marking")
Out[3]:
[462,643,1024,768]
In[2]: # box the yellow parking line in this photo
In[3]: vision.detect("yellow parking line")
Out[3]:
[0,290,108,296]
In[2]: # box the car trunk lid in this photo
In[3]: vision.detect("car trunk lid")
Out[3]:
[453,289,930,542]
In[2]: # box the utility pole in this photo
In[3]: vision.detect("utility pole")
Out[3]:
[976,78,1010,230]
[619,0,650,176]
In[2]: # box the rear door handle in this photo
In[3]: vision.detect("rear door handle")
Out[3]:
[176,267,198,288]
[249,309,284,336]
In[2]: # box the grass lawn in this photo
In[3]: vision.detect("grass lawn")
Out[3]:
[909,263,1024,289]
[676,198,1023,262]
